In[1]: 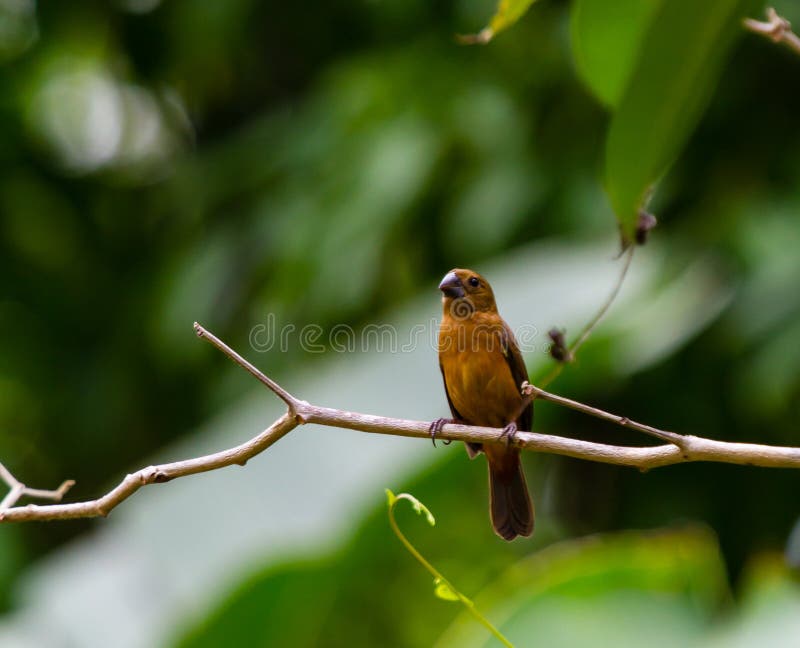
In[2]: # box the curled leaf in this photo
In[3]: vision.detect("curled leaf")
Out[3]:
[410,495,436,526]
[386,490,436,526]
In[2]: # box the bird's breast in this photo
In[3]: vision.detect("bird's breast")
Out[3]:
[439,319,522,429]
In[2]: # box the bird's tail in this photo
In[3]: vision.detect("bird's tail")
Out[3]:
[487,449,534,541]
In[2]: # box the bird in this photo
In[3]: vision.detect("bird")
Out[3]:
[431,268,534,540]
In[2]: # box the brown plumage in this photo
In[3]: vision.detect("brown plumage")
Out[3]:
[432,268,534,540]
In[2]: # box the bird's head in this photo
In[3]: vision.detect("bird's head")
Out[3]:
[439,268,497,317]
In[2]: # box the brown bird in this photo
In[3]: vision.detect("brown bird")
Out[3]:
[431,268,534,540]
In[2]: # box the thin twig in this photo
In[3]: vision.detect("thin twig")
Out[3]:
[744,7,800,55]
[522,382,685,448]
[569,245,635,359]
[538,246,635,389]
[2,325,800,523]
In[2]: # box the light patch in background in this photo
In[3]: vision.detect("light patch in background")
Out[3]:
[27,58,183,177]
[606,256,735,375]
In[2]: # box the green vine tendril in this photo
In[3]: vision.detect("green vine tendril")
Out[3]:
[385,489,514,648]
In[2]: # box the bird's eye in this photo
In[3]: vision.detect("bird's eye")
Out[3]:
[468,276,480,287]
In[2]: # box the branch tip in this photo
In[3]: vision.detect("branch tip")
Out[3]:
[194,324,299,409]
[59,479,76,494]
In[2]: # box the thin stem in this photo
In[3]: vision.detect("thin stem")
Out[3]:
[569,245,635,359]
[536,246,635,390]
[387,492,514,648]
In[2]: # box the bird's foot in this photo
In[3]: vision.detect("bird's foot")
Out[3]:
[429,418,455,447]
[500,422,518,447]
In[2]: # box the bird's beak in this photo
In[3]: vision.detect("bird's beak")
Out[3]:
[439,271,465,299]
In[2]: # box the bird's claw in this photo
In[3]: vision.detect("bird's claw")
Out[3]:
[500,422,518,448]
[429,418,455,447]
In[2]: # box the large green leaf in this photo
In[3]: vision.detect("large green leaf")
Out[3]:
[570,0,662,108]
[605,0,758,240]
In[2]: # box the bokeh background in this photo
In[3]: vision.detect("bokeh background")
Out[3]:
[1,1,800,646]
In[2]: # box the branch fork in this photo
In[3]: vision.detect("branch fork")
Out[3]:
[0,462,74,511]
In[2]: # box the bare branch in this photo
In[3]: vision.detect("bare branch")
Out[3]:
[2,324,800,524]
[744,7,800,55]
[0,413,296,522]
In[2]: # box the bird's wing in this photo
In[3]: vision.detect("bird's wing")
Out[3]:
[439,361,464,421]
[439,362,482,458]
[499,322,533,432]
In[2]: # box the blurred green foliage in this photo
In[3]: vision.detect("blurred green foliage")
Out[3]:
[2,0,800,646]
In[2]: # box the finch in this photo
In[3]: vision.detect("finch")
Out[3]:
[431,269,534,540]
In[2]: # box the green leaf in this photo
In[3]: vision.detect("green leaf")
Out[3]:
[570,0,662,108]
[434,577,461,602]
[461,0,540,44]
[605,0,757,240]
